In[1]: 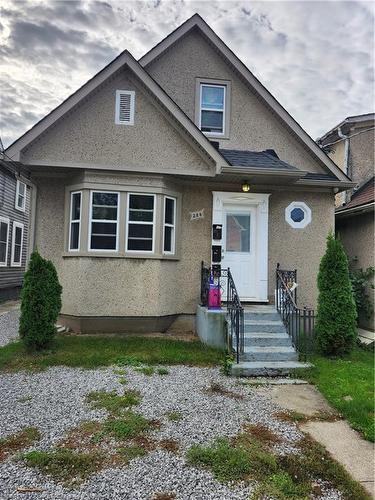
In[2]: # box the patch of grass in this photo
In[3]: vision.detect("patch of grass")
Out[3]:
[113,368,126,375]
[0,427,41,461]
[23,448,103,486]
[17,395,33,403]
[296,348,374,441]
[186,427,371,499]
[166,411,183,422]
[115,445,147,463]
[118,377,128,385]
[157,367,169,375]
[274,410,308,423]
[206,381,244,400]
[0,336,224,372]
[86,390,140,414]
[152,493,176,500]
[135,366,155,376]
[102,411,153,440]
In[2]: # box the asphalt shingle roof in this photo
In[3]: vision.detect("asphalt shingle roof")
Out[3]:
[219,149,299,171]
[337,177,375,211]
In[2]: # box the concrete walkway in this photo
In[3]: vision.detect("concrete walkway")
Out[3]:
[268,384,375,497]
[0,299,20,316]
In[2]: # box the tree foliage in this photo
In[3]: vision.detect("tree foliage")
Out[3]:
[315,233,357,356]
[349,266,375,322]
[19,250,62,351]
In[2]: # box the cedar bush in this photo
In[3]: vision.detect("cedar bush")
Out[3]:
[19,250,62,351]
[315,233,357,356]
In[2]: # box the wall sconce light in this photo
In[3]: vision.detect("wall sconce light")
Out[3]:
[241,181,250,193]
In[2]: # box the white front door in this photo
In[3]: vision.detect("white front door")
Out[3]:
[222,206,257,300]
[212,192,270,302]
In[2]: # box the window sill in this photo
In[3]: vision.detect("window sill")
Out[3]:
[62,252,179,261]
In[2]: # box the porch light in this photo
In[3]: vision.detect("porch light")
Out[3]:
[241,181,250,193]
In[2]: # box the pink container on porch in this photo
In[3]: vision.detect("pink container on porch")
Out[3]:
[208,278,221,309]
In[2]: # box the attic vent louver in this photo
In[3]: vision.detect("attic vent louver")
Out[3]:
[115,90,135,125]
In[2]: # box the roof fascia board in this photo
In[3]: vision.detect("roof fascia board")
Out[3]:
[139,14,350,183]
[296,179,356,189]
[336,202,374,217]
[220,166,306,177]
[22,159,217,178]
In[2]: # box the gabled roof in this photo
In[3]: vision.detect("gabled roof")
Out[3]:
[5,50,228,172]
[317,113,375,145]
[140,14,353,185]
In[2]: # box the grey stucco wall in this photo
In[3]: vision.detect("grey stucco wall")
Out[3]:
[33,172,333,320]
[336,211,374,330]
[21,69,213,176]
[146,29,328,175]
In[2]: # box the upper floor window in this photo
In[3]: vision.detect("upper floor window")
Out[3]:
[15,180,26,211]
[89,191,119,251]
[0,217,10,267]
[199,83,226,136]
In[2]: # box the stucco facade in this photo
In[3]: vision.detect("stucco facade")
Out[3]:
[7,15,348,334]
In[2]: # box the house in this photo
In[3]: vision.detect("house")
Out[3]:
[0,156,33,300]
[318,114,374,332]
[5,14,353,337]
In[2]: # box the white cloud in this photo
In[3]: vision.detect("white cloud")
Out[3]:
[0,0,373,147]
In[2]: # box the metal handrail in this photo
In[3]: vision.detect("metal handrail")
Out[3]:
[200,263,244,363]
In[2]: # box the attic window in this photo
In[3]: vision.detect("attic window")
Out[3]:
[199,84,226,136]
[115,90,135,125]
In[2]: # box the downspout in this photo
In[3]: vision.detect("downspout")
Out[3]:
[337,126,350,204]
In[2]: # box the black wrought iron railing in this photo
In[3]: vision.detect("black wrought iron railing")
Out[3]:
[276,263,315,355]
[200,262,244,363]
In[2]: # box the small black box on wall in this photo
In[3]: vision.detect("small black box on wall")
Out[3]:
[212,245,222,263]
[212,264,221,277]
[212,224,222,240]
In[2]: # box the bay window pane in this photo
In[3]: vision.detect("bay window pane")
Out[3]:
[91,235,117,250]
[72,193,81,220]
[90,191,118,250]
[128,224,153,239]
[70,222,80,250]
[165,198,174,225]
[92,206,117,220]
[129,210,153,222]
[128,238,153,251]
[127,194,154,252]
[93,192,118,206]
[129,195,154,210]
[164,226,173,253]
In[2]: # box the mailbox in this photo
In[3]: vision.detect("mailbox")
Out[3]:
[212,245,222,263]
[212,224,222,240]
[212,264,221,277]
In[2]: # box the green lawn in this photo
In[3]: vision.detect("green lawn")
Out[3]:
[301,348,374,442]
[0,335,224,372]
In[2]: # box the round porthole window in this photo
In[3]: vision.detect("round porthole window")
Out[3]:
[285,202,311,229]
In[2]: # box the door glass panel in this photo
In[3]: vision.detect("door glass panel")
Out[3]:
[226,214,250,252]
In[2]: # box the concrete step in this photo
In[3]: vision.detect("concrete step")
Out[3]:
[56,324,69,334]
[231,361,312,377]
[245,321,287,333]
[242,346,298,362]
[243,333,292,347]
[244,312,280,321]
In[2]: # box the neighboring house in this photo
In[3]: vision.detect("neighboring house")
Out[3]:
[0,158,32,300]
[5,14,353,334]
[318,114,375,331]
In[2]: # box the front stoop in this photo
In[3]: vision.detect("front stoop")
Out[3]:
[230,306,312,377]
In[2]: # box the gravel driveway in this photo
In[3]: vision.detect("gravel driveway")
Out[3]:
[0,365,343,500]
[0,309,20,347]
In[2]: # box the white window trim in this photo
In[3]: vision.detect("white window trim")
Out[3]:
[163,196,176,255]
[199,83,226,137]
[285,201,312,229]
[88,190,120,252]
[126,193,156,254]
[68,191,82,252]
[0,216,10,267]
[15,179,26,212]
[115,90,135,125]
[10,221,24,267]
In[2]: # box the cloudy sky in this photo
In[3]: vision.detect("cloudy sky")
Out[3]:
[0,0,373,149]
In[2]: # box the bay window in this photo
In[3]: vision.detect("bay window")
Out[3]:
[163,196,176,254]
[69,191,81,251]
[127,194,155,252]
[89,191,119,251]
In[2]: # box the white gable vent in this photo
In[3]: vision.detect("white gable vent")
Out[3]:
[115,90,135,125]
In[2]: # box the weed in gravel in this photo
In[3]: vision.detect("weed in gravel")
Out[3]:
[113,368,127,375]
[17,395,33,403]
[152,493,176,500]
[252,471,310,500]
[275,410,339,423]
[159,439,180,453]
[166,411,183,422]
[135,366,155,376]
[23,448,104,487]
[206,381,244,400]
[241,424,282,446]
[115,445,147,463]
[157,367,169,375]
[103,411,153,439]
[118,377,128,385]
[86,390,140,414]
[0,427,41,461]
